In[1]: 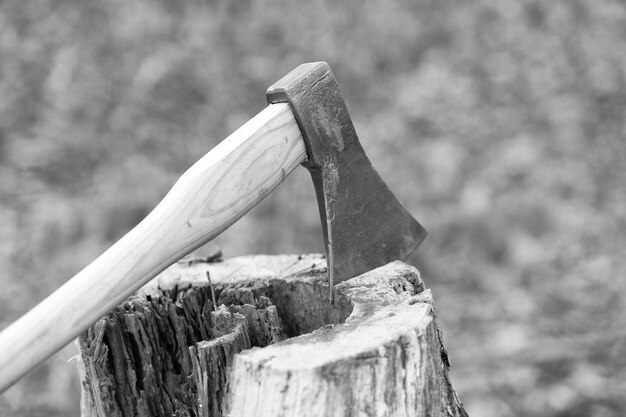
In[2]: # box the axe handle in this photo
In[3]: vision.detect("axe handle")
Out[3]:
[0,103,306,392]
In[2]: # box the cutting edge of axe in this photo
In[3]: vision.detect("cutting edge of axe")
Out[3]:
[0,62,426,392]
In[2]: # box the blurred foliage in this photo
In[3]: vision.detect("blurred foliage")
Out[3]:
[1,0,626,416]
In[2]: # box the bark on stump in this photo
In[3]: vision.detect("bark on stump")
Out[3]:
[77,254,467,417]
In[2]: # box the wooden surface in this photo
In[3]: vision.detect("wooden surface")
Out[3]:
[77,255,467,417]
[0,103,306,392]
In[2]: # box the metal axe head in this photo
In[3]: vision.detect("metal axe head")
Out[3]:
[267,62,427,285]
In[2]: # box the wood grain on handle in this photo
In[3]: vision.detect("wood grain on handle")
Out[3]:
[0,103,306,392]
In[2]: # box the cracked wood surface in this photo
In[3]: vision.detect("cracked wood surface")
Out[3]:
[77,254,467,417]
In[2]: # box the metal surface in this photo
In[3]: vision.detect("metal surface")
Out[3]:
[267,62,427,286]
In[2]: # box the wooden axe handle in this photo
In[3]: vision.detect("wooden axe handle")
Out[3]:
[0,103,306,392]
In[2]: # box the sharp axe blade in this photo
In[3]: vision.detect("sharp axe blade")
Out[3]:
[267,62,427,285]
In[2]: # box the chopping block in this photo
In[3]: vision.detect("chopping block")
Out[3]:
[77,254,468,417]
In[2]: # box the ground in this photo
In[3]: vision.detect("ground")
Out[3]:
[1,1,625,416]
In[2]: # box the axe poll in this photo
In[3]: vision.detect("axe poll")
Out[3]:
[0,62,426,392]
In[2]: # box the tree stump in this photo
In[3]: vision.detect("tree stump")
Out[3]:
[77,254,467,417]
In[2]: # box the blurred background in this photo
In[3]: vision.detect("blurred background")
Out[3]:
[1,0,625,415]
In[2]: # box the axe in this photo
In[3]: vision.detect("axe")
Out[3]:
[0,62,426,392]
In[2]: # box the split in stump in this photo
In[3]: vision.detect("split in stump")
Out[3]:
[77,254,467,417]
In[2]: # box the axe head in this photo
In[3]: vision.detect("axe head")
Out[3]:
[267,62,427,285]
